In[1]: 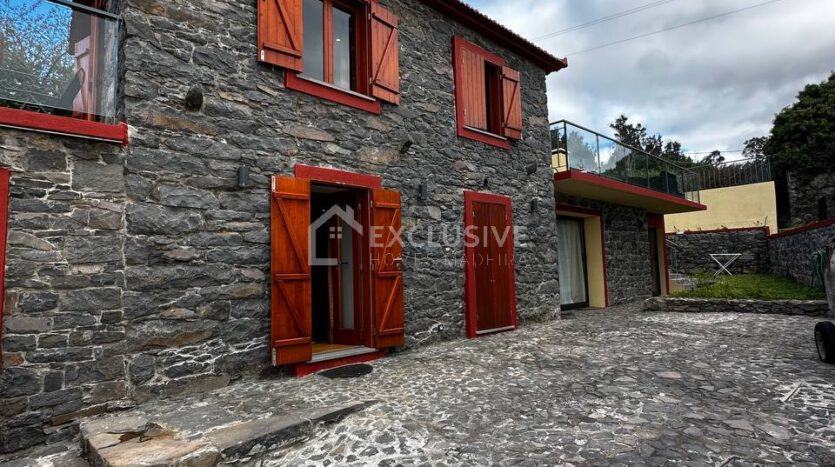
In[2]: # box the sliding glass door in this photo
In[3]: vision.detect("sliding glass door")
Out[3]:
[557,216,589,309]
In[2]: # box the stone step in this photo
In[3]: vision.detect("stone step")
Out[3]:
[80,401,370,466]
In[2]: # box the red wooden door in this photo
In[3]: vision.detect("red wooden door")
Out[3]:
[371,189,404,349]
[270,176,313,365]
[464,192,518,338]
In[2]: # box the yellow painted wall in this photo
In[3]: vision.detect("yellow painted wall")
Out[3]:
[665,181,778,233]
[582,216,607,308]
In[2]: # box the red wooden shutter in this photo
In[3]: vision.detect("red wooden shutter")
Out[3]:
[258,0,304,72]
[370,4,400,105]
[371,189,405,349]
[459,46,487,130]
[270,176,313,365]
[501,67,523,140]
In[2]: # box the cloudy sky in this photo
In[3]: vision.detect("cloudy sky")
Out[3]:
[464,0,835,160]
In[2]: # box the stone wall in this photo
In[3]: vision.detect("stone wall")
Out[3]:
[644,296,829,317]
[557,196,653,305]
[768,220,835,289]
[787,171,835,226]
[1,0,561,454]
[0,130,130,453]
[666,228,769,275]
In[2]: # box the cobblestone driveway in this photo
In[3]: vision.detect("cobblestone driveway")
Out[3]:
[260,304,835,466]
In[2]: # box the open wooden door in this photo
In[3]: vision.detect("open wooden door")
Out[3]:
[270,176,313,365]
[371,189,405,349]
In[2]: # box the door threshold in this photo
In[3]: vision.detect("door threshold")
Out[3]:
[310,346,378,363]
[475,325,515,336]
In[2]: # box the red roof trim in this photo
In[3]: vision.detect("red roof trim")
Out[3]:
[769,217,835,239]
[554,170,707,212]
[418,0,567,73]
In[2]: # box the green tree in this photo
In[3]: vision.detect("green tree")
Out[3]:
[0,0,75,100]
[765,73,835,179]
[609,115,695,167]
[742,136,770,162]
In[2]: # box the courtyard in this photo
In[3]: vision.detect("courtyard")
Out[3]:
[10,303,835,466]
[262,304,835,465]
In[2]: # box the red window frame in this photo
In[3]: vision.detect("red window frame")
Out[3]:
[286,0,382,114]
[0,0,128,145]
[452,36,511,150]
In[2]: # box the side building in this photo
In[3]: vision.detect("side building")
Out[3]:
[550,121,706,307]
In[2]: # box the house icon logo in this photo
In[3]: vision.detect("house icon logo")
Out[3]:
[309,205,363,266]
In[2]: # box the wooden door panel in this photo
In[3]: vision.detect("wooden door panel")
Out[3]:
[472,202,496,330]
[464,192,518,338]
[488,203,513,329]
[271,176,313,365]
[371,188,404,349]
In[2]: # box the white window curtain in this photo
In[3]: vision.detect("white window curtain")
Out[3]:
[557,217,588,306]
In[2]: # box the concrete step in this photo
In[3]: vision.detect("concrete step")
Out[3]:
[80,401,371,466]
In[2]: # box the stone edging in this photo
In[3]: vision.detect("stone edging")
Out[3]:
[644,297,830,317]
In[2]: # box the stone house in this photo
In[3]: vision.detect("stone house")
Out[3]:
[0,0,710,455]
[0,0,575,454]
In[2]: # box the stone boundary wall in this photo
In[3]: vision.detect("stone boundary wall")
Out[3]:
[666,227,769,275]
[768,219,835,289]
[644,297,829,317]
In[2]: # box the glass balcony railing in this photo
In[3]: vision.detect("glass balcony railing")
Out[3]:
[550,120,701,203]
[0,0,120,123]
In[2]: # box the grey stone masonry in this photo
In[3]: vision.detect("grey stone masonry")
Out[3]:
[0,0,562,455]
[557,196,654,305]
[0,131,130,454]
[666,227,770,275]
[787,171,835,226]
[644,296,829,317]
[768,220,835,289]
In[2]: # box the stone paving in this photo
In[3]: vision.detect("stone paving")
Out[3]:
[8,302,835,466]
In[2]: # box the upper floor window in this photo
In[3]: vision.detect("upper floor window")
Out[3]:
[302,0,364,93]
[0,0,126,143]
[452,36,523,150]
[258,0,400,114]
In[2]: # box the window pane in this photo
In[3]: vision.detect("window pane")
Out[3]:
[302,0,324,81]
[0,0,120,122]
[332,6,355,90]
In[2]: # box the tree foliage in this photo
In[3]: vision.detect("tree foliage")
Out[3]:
[0,0,75,98]
[609,115,696,167]
[765,72,835,179]
[742,136,770,162]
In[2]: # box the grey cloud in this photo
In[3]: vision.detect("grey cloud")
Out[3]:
[468,0,835,155]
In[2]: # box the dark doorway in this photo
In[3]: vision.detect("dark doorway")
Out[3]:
[310,184,368,352]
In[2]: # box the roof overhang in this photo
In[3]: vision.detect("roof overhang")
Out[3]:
[554,170,707,215]
[417,0,568,74]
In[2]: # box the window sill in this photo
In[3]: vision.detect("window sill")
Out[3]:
[0,107,128,145]
[286,73,382,115]
[459,125,510,150]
